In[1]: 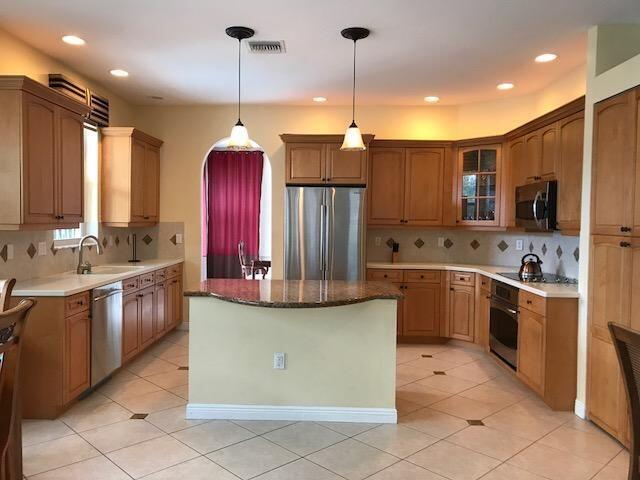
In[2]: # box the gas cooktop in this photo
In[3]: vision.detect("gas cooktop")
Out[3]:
[498,272,578,284]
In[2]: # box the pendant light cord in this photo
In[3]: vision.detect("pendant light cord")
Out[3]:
[352,39,357,123]
[237,38,242,122]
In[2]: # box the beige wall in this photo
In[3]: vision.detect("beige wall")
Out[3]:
[135,69,585,291]
[188,297,397,409]
[0,27,135,125]
[576,25,640,416]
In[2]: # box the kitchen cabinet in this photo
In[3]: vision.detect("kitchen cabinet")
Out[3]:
[591,89,637,236]
[522,123,558,183]
[506,137,526,228]
[403,283,441,337]
[456,145,502,226]
[369,147,445,226]
[64,309,91,403]
[154,281,168,339]
[517,308,546,395]
[449,283,475,342]
[139,286,156,350]
[524,133,542,182]
[475,275,491,350]
[122,292,140,362]
[556,112,584,234]
[0,76,90,230]
[282,135,373,185]
[101,127,163,227]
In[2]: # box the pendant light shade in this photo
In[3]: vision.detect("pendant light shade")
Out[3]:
[226,26,254,150]
[340,27,369,151]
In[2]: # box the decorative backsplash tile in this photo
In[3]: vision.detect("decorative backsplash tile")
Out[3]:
[414,238,425,249]
[0,222,184,282]
[367,228,580,279]
[142,234,153,245]
[386,238,395,248]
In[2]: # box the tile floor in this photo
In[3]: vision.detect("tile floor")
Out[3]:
[21,331,630,480]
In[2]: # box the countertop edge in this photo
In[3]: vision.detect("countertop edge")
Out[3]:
[367,262,579,298]
[13,258,185,297]
[185,291,402,308]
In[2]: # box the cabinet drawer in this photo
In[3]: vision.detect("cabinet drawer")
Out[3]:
[65,291,89,317]
[451,271,475,286]
[519,290,546,316]
[155,268,167,283]
[139,272,155,288]
[367,269,403,282]
[479,275,491,292]
[404,270,441,283]
[167,264,183,279]
[122,276,139,294]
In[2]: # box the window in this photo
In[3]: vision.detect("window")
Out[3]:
[53,125,100,247]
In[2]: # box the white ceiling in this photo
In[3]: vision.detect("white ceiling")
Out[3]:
[1,0,639,106]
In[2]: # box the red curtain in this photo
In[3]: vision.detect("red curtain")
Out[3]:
[205,150,264,278]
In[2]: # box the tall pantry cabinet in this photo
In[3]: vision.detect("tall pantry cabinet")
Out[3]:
[587,86,640,445]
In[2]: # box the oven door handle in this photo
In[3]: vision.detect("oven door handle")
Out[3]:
[491,297,519,317]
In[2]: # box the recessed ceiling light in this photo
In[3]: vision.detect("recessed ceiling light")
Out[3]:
[497,82,514,91]
[110,69,129,78]
[424,96,440,103]
[535,53,558,63]
[313,96,327,103]
[62,35,85,46]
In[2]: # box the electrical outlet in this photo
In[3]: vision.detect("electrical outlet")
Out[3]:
[374,236,381,247]
[438,237,445,247]
[273,352,286,370]
[516,239,524,251]
[38,241,47,256]
[108,235,115,247]
[176,233,184,244]
[7,244,14,260]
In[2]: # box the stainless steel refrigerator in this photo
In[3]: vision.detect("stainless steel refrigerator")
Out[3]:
[285,186,365,280]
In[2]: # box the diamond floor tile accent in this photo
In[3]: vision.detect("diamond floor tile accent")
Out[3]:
[467,419,484,426]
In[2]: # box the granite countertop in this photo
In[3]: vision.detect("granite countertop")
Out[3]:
[13,258,184,297]
[185,279,403,308]
[367,262,579,298]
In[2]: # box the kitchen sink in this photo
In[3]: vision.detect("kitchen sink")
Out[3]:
[82,265,147,275]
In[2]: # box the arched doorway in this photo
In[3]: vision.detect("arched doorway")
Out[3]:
[200,138,272,280]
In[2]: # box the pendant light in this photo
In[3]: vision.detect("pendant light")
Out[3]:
[226,26,254,149]
[340,27,369,151]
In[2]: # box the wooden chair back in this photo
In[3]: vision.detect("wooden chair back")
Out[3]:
[0,280,15,313]
[0,298,36,480]
[609,322,640,480]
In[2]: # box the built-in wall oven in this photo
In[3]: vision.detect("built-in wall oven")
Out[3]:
[489,280,519,370]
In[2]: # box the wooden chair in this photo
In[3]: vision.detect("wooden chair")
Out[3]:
[0,289,35,480]
[609,322,640,480]
[0,280,15,313]
[238,241,268,279]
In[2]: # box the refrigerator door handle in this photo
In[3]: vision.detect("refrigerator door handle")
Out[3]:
[319,204,327,274]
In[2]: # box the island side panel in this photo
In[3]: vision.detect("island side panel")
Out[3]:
[187,297,397,423]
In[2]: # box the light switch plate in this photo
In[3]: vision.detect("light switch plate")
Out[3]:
[176,233,184,244]
[7,244,14,260]
[374,237,381,247]
[38,241,47,256]
[273,352,286,370]
[108,235,115,247]
[438,237,445,247]
[516,239,524,251]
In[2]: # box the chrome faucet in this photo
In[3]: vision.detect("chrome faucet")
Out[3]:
[76,235,104,274]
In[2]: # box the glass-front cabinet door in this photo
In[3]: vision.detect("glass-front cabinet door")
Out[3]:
[457,145,502,226]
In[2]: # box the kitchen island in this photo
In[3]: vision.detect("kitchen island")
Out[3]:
[185,279,402,423]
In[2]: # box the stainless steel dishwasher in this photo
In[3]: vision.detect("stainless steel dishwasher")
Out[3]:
[91,281,123,387]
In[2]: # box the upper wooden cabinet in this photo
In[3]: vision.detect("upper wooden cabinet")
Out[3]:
[368,147,445,226]
[281,134,374,185]
[0,76,90,230]
[101,127,163,227]
[556,112,584,234]
[591,89,638,236]
[456,145,502,226]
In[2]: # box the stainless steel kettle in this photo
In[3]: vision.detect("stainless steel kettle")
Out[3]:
[518,253,543,281]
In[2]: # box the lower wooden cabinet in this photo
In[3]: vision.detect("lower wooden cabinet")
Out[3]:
[63,310,91,403]
[139,287,155,350]
[517,308,546,395]
[403,283,440,336]
[122,292,140,362]
[449,284,475,342]
[154,281,168,338]
[393,282,403,335]
[475,277,491,350]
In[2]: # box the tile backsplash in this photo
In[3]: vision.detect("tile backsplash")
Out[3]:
[367,229,580,279]
[0,222,184,281]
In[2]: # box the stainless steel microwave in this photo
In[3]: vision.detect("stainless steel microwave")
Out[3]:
[515,180,557,232]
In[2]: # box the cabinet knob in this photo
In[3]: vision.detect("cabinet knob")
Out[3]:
[450,287,454,291]
[420,275,424,279]
[526,300,532,304]
[621,226,632,232]
[620,241,631,248]
[383,274,388,278]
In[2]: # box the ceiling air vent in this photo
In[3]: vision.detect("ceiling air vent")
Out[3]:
[247,40,286,54]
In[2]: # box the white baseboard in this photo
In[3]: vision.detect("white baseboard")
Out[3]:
[574,399,586,419]
[186,403,397,424]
